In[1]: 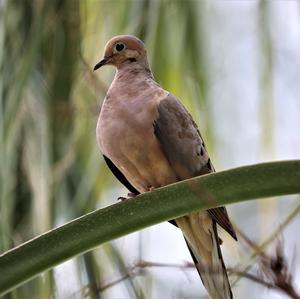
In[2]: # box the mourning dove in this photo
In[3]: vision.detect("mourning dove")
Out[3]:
[94,35,237,299]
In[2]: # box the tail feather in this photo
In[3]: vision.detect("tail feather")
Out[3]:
[176,212,233,299]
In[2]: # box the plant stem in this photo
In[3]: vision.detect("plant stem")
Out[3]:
[0,160,300,296]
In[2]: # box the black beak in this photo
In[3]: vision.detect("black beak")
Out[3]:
[93,58,108,71]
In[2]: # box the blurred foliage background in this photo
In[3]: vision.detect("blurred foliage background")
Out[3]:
[1,0,300,298]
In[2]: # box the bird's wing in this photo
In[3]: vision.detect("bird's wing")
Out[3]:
[153,93,236,240]
[103,155,139,195]
[103,154,180,228]
[208,207,237,240]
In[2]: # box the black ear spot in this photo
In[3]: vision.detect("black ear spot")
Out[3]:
[128,58,137,62]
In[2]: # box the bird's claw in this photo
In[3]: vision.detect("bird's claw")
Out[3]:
[117,196,128,202]
[117,192,137,202]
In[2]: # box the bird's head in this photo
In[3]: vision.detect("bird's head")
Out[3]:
[94,35,148,71]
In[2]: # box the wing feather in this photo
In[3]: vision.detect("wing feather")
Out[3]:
[154,94,237,240]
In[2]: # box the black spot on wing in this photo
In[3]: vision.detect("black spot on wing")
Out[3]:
[200,147,204,156]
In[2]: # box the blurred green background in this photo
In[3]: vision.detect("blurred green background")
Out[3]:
[1,0,300,298]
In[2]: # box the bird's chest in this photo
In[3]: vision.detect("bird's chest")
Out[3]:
[96,83,175,192]
[97,96,158,162]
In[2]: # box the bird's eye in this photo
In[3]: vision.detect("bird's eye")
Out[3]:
[114,43,125,52]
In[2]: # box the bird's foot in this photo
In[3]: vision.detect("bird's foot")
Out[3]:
[118,192,137,202]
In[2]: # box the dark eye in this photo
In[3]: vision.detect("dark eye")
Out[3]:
[115,43,125,52]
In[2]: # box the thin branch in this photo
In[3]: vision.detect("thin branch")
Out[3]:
[235,230,300,299]
[84,235,300,299]
[233,200,300,285]
[230,270,276,290]
[84,256,300,299]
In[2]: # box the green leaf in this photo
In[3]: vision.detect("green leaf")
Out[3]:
[0,160,300,296]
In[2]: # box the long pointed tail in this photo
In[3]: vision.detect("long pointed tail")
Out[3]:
[176,212,232,299]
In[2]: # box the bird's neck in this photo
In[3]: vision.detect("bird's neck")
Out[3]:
[105,62,160,105]
[115,59,154,81]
